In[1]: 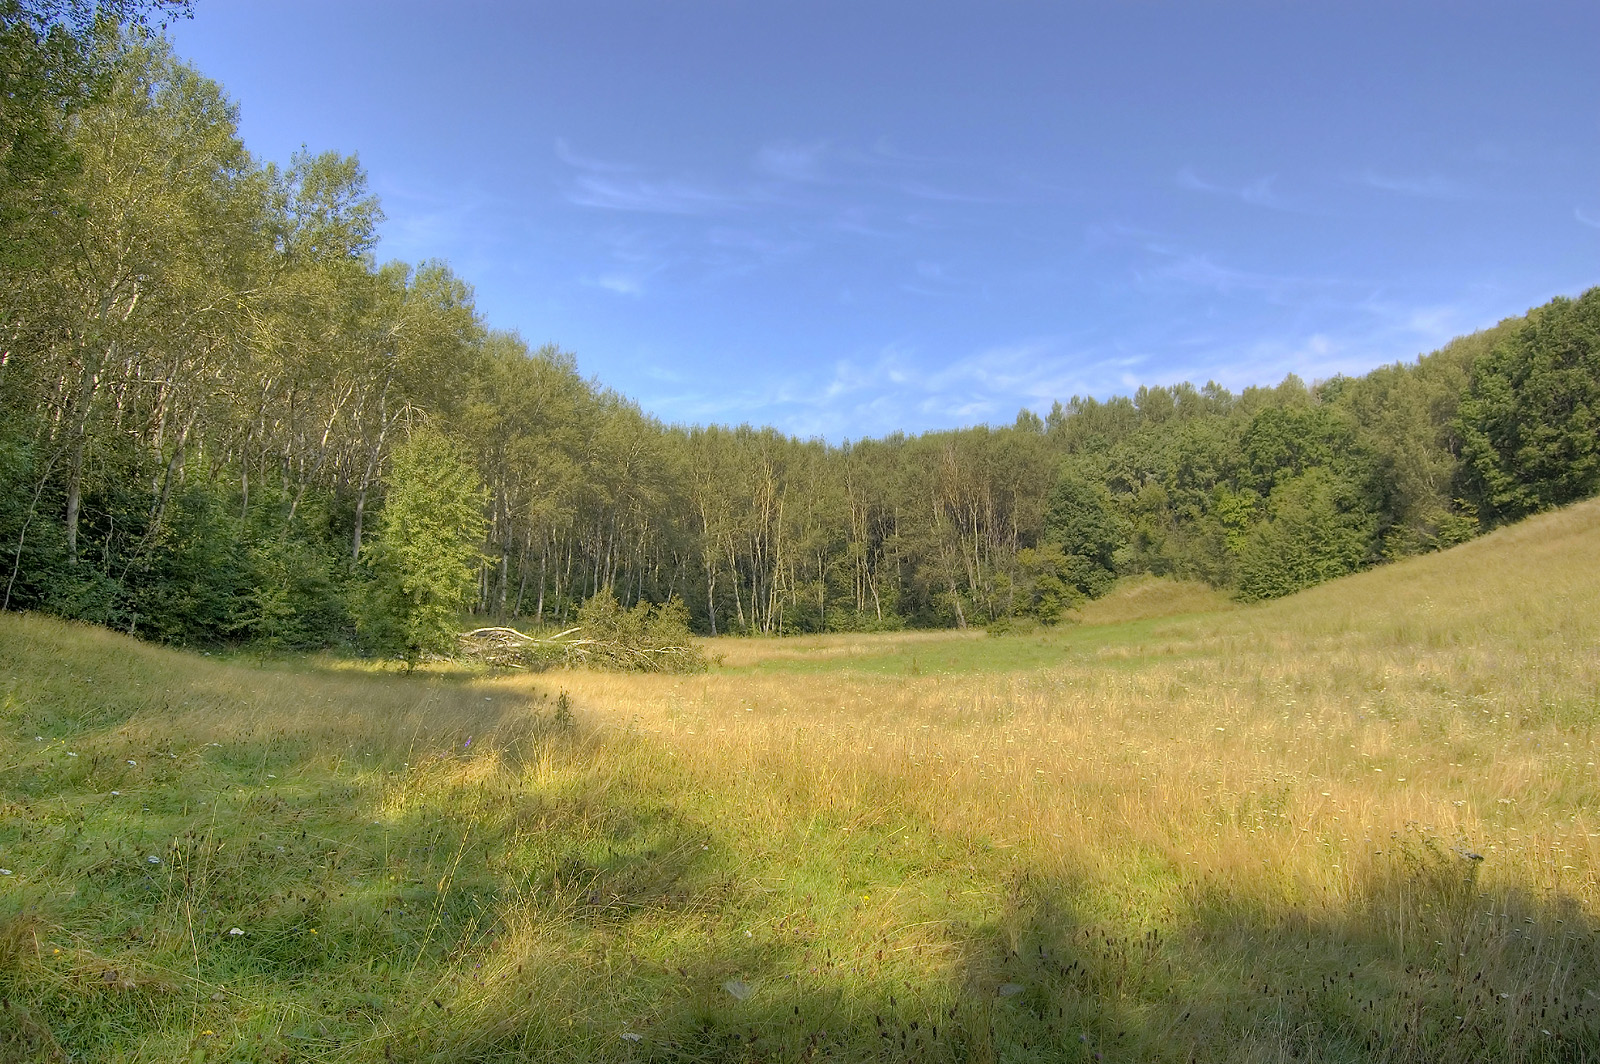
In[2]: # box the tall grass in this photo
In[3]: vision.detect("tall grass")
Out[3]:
[2,501,1599,1061]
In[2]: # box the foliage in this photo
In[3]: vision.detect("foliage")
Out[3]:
[1043,465,1121,598]
[1457,288,1600,524]
[237,531,348,651]
[360,428,486,668]
[1235,467,1377,601]
[0,1,190,273]
[566,588,707,672]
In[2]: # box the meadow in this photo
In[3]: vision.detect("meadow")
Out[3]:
[2,501,1599,1063]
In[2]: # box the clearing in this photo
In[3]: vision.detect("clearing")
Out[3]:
[2,501,1598,1062]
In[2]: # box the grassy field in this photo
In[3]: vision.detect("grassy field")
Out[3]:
[2,502,1599,1062]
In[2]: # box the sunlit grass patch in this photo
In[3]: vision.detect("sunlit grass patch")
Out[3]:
[1072,574,1239,626]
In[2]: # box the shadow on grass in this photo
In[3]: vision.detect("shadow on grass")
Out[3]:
[375,838,1600,1064]
[6,760,1600,1063]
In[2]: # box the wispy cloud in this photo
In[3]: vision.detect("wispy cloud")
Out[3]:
[898,180,1001,205]
[1364,299,1466,339]
[1139,247,1349,305]
[556,139,764,215]
[592,273,643,296]
[754,141,828,183]
[705,226,811,262]
[371,177,522,284]
[632,286,1490,441]
[1577,207,1600,230]
[577,225,676,296]
[1176,166,1282,208]
[553,138,637,175]
[1356,170,1471,200]
[566,173,757,215]
[803,336,1113,431]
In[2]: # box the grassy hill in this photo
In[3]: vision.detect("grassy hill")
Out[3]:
[2,501,1599,1062]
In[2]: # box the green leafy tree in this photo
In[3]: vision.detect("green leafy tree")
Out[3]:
[0,2,191,273]
[1325,328,1503,556]
[237,528,348,651]
[1457,288,1600,524]
[1044,466,1121,598]
[1012,544,1076,623]
[361,428,485,668]
[1236,468,1376,601]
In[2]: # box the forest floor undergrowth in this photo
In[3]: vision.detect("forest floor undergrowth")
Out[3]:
[2,501,1599,1063]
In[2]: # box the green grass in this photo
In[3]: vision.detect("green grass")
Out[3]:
[3,501,1600,1061]
[0,621,1046,1062]
[725,584,1234,679]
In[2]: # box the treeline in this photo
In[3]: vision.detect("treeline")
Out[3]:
[4,21,1599,652]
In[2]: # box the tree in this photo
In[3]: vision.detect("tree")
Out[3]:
[1457,288,1600,524]
[0,2,192,274]
[1235,467,1376,601]
[361,428,485,668]
[1044,466,1120,598]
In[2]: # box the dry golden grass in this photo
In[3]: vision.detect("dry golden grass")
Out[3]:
[532,500,1600,1058]
[557,501,1599,909]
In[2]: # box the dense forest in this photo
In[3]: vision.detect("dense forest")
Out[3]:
[4,11,1599,658]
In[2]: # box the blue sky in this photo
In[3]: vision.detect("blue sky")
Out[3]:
[169,1,1600,440]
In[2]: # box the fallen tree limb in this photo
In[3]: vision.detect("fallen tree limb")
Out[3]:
[458,617,707,673]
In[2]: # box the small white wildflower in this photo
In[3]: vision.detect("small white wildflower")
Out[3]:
[620,1033,643,1042]
[66,752,77,757]
[0,869,12,876]
[110,790,121,796]
[266,774,276,779]
[228,928,244,936]
[146,855,161,865]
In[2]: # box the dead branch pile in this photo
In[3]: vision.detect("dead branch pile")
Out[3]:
[458,592,708,674]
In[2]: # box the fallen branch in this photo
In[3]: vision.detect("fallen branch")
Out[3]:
[458,616,707,674]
